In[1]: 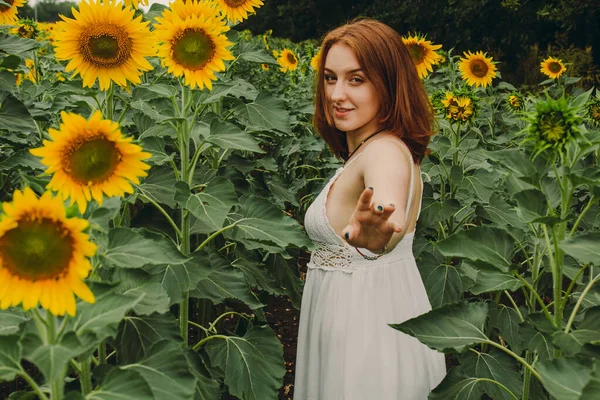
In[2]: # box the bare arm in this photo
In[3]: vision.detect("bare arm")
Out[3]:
[342,139,412,253]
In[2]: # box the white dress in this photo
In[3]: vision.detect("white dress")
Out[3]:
[294,142,446,400]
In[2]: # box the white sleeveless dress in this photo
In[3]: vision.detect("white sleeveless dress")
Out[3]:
[294,142,446,400]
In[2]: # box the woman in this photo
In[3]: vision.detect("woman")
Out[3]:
[294,19,447,399]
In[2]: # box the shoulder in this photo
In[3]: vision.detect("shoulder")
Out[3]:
[361,135,412,168]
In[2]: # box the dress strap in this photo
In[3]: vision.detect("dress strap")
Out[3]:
[387,140,415,218]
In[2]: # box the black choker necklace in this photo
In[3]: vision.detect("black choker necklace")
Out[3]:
[345,128,386,161]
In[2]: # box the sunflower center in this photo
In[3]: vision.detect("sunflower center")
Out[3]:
[0,0,14,11]
[591,105,600,120]
[408,44,426,63]
[224,0,247,6]
[470,59,489,78]
[172,29,215,71]
[80,24,132,68]
[509,96,520,108]
[539,111,566,143]
[548,62,562,73]
[286,52,297,64]
[65,137,121,184]
[0,218,74,280]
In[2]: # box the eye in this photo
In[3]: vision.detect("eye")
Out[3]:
[324,74,336,82]
[350,76,364,84]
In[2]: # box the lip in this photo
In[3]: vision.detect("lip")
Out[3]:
[333,106,353,118]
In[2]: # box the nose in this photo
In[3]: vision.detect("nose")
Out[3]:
[330,80,346,103]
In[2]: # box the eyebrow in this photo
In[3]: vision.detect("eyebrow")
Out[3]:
[323,68,364,74]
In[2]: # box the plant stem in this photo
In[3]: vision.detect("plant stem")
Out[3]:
[18,370,49,400]
[192,334,227,351]
[179,83,191,345]
[80,358,92,395]
[562,263,590,311]
[208,311,250,332]
[522,351,533,400]
[105,82,115,121]
[194,222,239,252]
[564,273,600,333]
[138,192,182,237]
[486,340,541,382]
[46,313,64,400]
[569,195,596,237]
[98,341,106,364]
[514,272,553,324]
[503,291,524,322]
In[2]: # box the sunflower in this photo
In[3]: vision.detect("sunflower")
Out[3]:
[401,34,442,79]
[310,49,321,70]
[30,111,151,214]
[523,96,583,159]
[585,95,600,127]
[261,63,269,71]
[213,0,264,24]
[154,1,234,90]
[458,51,497,88]
[506,92,524,112]
[442,92,475,122]
[0,0,25,26]
[10,20,38,39]
[52,0,154,91]
[122,0,149,9]
[0,188,96,317]
[277,48,298,72]
[540,56,566,79]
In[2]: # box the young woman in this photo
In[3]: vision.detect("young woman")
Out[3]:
[294,19,447,399]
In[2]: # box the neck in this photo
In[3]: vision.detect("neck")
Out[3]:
[346,126,385,153]
[345,127,386,161]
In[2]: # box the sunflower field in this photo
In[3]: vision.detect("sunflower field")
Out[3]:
[1,0,600,399]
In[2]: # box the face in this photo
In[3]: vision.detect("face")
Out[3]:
[323,43,382,137]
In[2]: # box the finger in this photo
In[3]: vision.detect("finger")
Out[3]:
[343,224,357,242]
[387,220,403,234]
[379,204,396,219]
[355,187,374,212]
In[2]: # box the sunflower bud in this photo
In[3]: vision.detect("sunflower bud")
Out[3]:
[523,96,583,159]
[585,94,600,127]
[506,92,524,112]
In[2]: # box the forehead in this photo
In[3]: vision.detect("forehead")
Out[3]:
[324,43,361,72]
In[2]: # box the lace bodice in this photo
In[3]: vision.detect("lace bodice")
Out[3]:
[305,141,423,272]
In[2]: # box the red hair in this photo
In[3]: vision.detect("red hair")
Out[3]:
[313,18,434,163]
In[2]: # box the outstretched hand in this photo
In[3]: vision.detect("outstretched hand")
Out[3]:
[342,187,403,252]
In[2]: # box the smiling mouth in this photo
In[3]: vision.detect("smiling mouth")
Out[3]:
[334,107,353,113]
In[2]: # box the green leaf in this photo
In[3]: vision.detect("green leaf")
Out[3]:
[203,79,259,103]
[560,232,600,266]
[205,118,264,153]
[488,303,523,354]
[87,197,121,233]
[234,92,291,133]
[120,339,197,400]
[536,357,593,400]
[225,195,313,252]
[0,33,40,55]
[421,263,463,308]
[235,42,277,64]
[0,94,36,132]
[133,83,178,99]
[390,301,489,352]
[119,278,170,316]
[0,310,29,336]
[476,198,527,230]
[147,256,207,305]
[88,367,154,400]
[264,253,304,309]
[428,367,485,400]
[469,265,523,295]
[129,100,168,122]
[140,137,175,166]
[460,170,496,203]
[175,179,237,235]
[139,166,177,208]
[486,148,538,176]
[182,350,220,400]
[0,150,44,172]
[580,368,600,400]
[436,226,515,272]
[73,285,143,342]
[102,228,190,269]
[0,336,22,381]
[205,325,285,400]
[114,313,181,365]
[460,348,523,400]
[0,70,16,89]
[23,333,79,382]
[191,251,263,309]
[512,189,548,223]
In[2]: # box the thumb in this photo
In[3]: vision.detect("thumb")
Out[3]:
[343,225,355,242]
